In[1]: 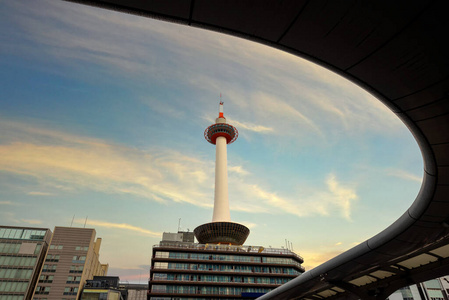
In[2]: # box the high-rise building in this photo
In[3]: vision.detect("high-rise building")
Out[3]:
[148,102,305,299]
[32,226,108,300]
[0,225,52,300]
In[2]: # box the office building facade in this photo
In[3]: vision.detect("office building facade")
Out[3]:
[148,232,305,299]
[0,226,52,300]
[32,226,108,300]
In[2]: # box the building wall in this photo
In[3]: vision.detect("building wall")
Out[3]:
[126,288,147,300]
[440,276,449,297]
[0,226,52,300]
[148,243,304,299]
[120,283,147,300]
[32,227,107,300]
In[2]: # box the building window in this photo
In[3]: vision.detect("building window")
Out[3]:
[35,286,51,294]
[39,275,54,283]
[72,255,86,263]
[0,256,37,267]
[42,264,57,272]
[0,268,33,279]
[34,244,42,255]
[66,276,81,284]
[63,287,78,295]
[69,265,84,273]
[0,242,21,254]
[45,254,60,262]
[75,246,89,251]
[0,281,28,293]
[49,245,63,250]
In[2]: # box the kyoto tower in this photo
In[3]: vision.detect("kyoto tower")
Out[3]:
[194,101,250,245]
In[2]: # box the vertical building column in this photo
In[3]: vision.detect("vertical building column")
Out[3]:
[213,136,231,222]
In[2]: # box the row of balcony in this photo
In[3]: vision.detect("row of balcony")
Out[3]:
[154,243,303,261]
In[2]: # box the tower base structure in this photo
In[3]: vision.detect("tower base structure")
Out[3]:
[194,222,250,245]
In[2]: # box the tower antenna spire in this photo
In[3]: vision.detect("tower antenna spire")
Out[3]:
[219,97,224,118]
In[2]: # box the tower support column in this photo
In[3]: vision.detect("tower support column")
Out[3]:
[213,136,231,222]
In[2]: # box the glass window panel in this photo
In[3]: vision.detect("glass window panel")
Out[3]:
[11,281,18,292]
[22,230,30,240]
[34,244,41,254]
[5,269,12,278]
[14,230,23,239]
[425,279,442,289]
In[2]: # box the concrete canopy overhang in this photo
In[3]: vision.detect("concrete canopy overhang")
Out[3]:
[64,1,449,298]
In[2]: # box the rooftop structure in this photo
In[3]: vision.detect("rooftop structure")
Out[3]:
[80,276,125,300]
[194,102,249,246]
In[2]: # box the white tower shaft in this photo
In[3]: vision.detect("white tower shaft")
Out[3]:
[212,135,231,222]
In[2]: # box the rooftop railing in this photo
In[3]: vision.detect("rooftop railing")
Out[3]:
[153,243,303,262]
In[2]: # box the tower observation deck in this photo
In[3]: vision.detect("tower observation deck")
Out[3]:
[194,101,250,245]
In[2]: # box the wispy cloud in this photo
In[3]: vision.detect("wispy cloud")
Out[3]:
[228,165,250,176]
[326,174,358,220]
[230,173,358,220]
[3,0,407,150]
[240,222,257,229]
[75,219,161,237]
[0,120,357,221]
[27,191,54,196]
[230,120,274,134]
[387,169,422,183]
[0,201,16,205]
[20,219,43,225]
[300,250,345,271]
[0,120,214,208]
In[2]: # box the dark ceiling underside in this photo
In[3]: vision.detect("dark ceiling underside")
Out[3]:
[64,1,449,298]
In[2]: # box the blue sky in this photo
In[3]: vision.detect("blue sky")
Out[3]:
[0,1,423,282]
